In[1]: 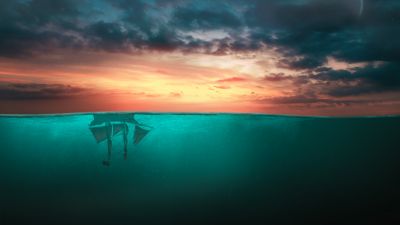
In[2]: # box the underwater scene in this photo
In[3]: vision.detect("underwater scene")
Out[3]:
[0,113,399,224]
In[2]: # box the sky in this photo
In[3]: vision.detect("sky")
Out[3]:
[0,0,399,115]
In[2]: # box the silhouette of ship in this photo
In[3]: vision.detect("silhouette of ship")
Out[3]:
[89,113,151,166]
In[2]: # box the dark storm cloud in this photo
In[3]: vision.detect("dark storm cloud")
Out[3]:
[84,21,143,52]
[264,73,294,82]
[247,0,359,33]
[0,0,85,57]
[0,0,238,55]
[316,63,400,97]
[316,63,400,87]
[261,61,400,107]
[172,5,242,30]
[259,95,369,106]
[1,0,399,59]
[246,0,400,69]
[278,56,326,70]
[0,83,89,100]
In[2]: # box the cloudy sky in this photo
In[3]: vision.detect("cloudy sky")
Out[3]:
[0,0,399,115]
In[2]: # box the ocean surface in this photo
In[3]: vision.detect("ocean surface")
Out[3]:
[0,113,399,225]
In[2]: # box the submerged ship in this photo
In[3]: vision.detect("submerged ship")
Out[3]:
[89,113,151,166]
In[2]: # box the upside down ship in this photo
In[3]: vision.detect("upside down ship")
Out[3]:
[89,113,151,166]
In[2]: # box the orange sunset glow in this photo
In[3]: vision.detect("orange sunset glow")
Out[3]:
[1,0,399,115]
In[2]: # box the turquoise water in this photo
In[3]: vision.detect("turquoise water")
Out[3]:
[0,113,399,224]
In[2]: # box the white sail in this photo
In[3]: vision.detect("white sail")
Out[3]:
[134,125,150,144]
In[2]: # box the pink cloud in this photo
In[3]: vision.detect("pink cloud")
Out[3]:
[214,85,231,89]
[217,77,247,83]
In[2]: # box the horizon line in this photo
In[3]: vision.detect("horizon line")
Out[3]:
[1,111,399,119]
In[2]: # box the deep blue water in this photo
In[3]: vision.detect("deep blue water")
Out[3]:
[0,113,399,225]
